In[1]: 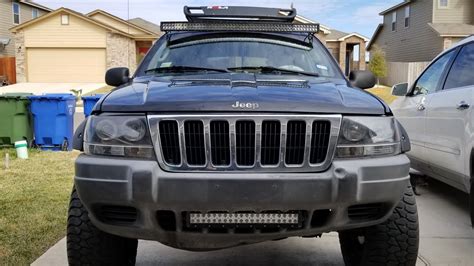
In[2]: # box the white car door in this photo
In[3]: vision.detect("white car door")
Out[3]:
[424,42,474,192]
[391,49,457,173]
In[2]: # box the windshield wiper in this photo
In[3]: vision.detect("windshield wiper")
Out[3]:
[228,66,319,77]
[145,65,230,74]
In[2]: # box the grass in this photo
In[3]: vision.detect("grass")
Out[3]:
[75,85,114,107]
[0,148,78,265]
[82,85,114,96]
[366,85,398,104]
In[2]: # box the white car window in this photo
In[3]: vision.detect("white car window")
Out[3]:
[412,50,455,96]
[444,43,474,90]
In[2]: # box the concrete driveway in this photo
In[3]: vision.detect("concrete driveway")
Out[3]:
[0,83,105,95]
[32,179,474,266]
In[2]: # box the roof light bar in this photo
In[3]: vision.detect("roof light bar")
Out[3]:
[184,6,297,22]
[160,21,320,33]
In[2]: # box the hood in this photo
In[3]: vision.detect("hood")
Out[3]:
[97,74,387,115]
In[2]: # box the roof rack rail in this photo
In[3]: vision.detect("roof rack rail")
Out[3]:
[160,21,320,33]
[184,6,297,22]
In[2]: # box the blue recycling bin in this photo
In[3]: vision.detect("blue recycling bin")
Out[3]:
[28,94,76,151]
[81,94,104,118]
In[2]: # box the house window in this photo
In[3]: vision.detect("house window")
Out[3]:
[32,8,39,19]
[12,3,20,24]
[439,0,449,8]
[61,14,69,25]
[404,6,410,28]
[391,12,397,31]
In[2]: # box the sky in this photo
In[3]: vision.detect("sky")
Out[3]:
[35,0,401,38]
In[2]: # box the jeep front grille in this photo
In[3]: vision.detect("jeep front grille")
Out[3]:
[210,121,230,166]
[310,121,331,164]
[184,121,206,165]
[235,120,256,166]
[285,121,307,165]
[261,121,281,165]
[159,121,181,165]
[148,114,341,172]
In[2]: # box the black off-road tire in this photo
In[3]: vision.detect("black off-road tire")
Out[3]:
[67,188,138,266]
[339,185,419,266]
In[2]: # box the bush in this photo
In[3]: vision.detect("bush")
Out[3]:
[369,46,387,84]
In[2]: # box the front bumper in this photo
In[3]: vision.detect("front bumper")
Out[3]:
[74,154,410,250]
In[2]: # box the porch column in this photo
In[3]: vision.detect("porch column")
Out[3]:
[339,42,346,74]
[359,42,366,70]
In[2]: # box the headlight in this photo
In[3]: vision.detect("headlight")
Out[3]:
[336,116,401,158]
[84,115,154,159]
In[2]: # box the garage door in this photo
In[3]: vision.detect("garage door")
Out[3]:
[27,48,106,83]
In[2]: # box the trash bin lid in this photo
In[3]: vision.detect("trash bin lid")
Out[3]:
[82,94,104,100]
[0,92,33,99]
[28,93,76,100]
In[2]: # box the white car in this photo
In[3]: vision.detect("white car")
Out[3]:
[391,36,474,226]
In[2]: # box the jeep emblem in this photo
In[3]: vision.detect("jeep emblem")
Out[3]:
[232,101,259,109]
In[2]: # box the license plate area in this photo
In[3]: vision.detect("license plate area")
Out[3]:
[186,211,304,229]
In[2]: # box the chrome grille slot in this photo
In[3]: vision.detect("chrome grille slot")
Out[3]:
[149,114,341,172]
[285,121,306,165]
[210,121,230,166]
[310,121,331,164]
[235,121,256,166]
[260,121,281,165]
[184,121,206,166]
[159,120,181,165]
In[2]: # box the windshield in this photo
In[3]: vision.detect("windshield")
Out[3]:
[136,35,343,79]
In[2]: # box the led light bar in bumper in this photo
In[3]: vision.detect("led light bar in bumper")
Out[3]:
[189,213,299,225]
[161,22,320,33]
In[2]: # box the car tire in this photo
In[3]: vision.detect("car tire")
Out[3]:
[338,184,419,266]
[67,187,138,266]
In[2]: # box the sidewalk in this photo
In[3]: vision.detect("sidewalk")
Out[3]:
[0,83,105,95]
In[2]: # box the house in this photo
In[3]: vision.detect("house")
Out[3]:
[0,0,51,84]
[294,15,369,75]
[128,17,164,63]
[10,8,159,83]
[367,0,474,85]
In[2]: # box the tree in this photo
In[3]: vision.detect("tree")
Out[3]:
[369,46,387,85]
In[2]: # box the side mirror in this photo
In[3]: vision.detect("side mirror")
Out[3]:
[391,83,409,96]
[105,67,130,87]
[348,70,377,90]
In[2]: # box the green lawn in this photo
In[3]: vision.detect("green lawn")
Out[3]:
[0,149,78,265]
[367,85,398,104]
[75,85,114,107]
[82,85,114,96]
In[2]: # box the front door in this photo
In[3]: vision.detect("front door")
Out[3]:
[345,51,350,76]
[424,42,474,191]
[392,48,457,173]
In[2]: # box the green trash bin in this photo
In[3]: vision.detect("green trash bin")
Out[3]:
[0,93,33,147]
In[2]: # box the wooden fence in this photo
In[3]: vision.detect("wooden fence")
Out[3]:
[380,61,429,87]
[0,57,16,85]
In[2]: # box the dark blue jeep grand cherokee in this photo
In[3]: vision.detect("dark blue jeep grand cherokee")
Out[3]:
[68,6,419,266]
